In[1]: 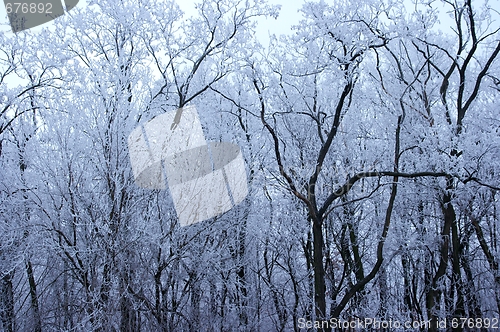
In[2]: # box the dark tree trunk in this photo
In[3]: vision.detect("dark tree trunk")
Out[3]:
[236,214,248,328]
[451,220,465,322]
[0,271,15,332]
[401,252,414,319]
[427,188,455,332]
[312,217,327,325]
[26,260,42,332]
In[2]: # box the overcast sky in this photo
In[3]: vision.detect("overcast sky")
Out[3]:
[0,0,305,42]
[177,0,305,46]
[2,0,495,83]
[0,0,305,88]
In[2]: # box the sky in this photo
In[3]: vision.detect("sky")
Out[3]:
[177,0,305,47]
[2,0,497,38]
[2,0,497,87]
[258,0,305,45]
[0,0,306,88]
[0,0,305,41]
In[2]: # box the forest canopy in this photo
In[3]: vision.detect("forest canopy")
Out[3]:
[1,0,499,331]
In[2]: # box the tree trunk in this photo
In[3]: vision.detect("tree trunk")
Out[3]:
[120,271,137,332]
[312,217,327,326]
[470,214,500,315]
[401,252,414,319]
[451,220,465,323]
[427,189,455,332]
[0,271,15,332]
[236,210,248,328]
[26,260,42,332]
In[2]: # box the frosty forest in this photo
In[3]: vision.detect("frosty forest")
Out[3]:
[1,0,500,331]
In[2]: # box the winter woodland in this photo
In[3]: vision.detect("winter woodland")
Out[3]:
[1,0,500,331]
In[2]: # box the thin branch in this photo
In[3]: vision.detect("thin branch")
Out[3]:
[253,78,315,217]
